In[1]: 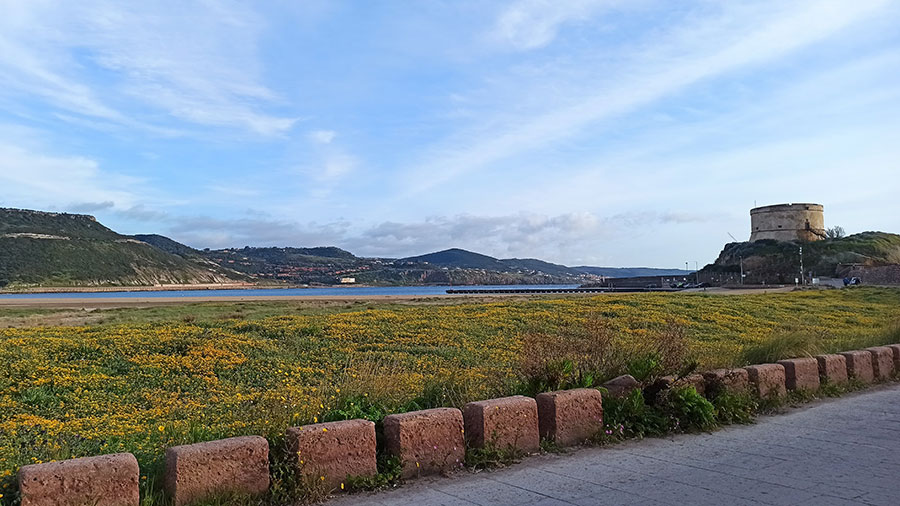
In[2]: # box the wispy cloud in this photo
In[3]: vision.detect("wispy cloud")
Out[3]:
[0,0,296,136]
[404,0,889,195]
[0,141,140,211]
[308,130,337,144]
[493,0,617,50]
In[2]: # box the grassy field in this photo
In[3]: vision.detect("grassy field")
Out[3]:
[1,287,899,503]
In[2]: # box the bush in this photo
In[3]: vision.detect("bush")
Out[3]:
[657,386,717,432]
[711,391,757,425]
[601,389,669,438]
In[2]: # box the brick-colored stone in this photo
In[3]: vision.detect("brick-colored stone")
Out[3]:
[744,364,786,399]
[703,368,749,397]
[601,374,640,398]
[463,395,539,453]
[536,388,603,447]
[383,408,465,479]
[866,347,895,381]
[777,358,820,391]
[164,436,269,506]
[841,350,874,383]
[18,453,139,506]
[816,354,848,385]
[286,419,376,490]
[886,344,900,371]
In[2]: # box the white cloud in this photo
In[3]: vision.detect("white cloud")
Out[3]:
[0,0,296,136]
[308,130,337,144]
[493,0,615,50]
[0,142,140,211]
[407,0,890,195]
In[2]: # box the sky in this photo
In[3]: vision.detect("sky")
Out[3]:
[1,0,899,268]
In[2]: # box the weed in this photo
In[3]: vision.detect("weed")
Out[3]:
[712,392,757,425]
[657,386,717,432]
[464,442,525,470]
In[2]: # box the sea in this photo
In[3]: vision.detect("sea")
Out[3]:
[0,284,580,300]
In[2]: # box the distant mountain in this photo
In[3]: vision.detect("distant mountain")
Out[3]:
[400,248,506,270]
[0,207,709,289]
[0,208,247,288]
[399,248,685,279]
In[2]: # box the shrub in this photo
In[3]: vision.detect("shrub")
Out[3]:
[711,391,757,425]
[601,389,669,438]
[657,386,717,432]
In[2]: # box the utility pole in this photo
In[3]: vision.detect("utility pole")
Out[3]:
[740,256,744,285]
[799,246,804,286]
[694,261,699,283]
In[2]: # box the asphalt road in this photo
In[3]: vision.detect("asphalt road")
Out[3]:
[333,384,900,505]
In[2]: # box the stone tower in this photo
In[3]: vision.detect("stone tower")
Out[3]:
[749,203,825,242]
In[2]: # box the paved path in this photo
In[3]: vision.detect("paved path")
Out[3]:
[333,385,900,505]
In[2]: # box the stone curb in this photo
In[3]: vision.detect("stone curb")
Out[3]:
[383,408,466,479]
[463,395,540,453]
[17,453,140,506]
[286,419,377,491]
[536,388,604,447]
[164,436,269,506]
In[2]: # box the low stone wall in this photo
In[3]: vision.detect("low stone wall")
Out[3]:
[15,344,900,506]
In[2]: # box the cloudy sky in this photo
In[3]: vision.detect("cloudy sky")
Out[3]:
[1,0,898,267]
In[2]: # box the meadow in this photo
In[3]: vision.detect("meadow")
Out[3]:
[1,287,899,503]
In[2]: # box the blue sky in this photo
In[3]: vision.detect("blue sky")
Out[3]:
[1,0,899,267]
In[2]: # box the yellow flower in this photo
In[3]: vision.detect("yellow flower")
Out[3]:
[341,483,345,490]
[157,426,165,432]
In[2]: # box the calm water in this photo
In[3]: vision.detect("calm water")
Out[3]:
[0,284,580,299]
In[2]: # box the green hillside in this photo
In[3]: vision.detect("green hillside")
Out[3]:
[0,209,245,288]
[703,232,900,284]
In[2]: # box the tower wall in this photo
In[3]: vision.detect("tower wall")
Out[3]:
[749,203,824,242]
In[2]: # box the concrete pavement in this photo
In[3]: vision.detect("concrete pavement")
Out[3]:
[332,384,900,505]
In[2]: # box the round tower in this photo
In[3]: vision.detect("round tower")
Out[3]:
[749,203,825,242]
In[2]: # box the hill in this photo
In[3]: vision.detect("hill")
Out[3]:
[400,248,507,270]
[0,209,246,288]
[702,232,900,284]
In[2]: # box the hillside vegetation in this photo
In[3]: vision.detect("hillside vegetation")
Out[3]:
[704,232,900,284]
[0,209,245,288]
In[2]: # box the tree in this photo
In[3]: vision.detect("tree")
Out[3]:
[825,226,845,239]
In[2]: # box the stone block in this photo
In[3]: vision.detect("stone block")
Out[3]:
[164,436,269,506]
[602,374,640,398]
[383,408,465,479]
[776,358,820,391]
[816,354,848,385]
[841,350,874,383]
[744,364,786,399]
[703,368,749,397]
[866,347,895,380]
[681,373,707,396]
[886,344,900,371]
[286,419,376,491]
[536,388,603,447]
[18,453,139,506]
[463,395,539,453]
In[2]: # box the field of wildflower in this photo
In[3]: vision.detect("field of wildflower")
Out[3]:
[1,287,899,503]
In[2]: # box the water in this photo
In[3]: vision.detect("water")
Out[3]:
[0,284,580,299]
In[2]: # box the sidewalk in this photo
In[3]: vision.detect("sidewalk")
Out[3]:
[332,385,900,505]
